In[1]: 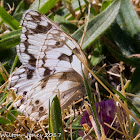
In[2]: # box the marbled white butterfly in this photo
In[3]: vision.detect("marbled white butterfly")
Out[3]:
[8,10,87,122]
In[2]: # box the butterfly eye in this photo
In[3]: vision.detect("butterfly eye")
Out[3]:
[39,106,44,113]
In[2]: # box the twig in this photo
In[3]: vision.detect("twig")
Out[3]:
[134,132,140,140]
[80,2,91,47]
[0,63,9,77]
[0,105,42,140]
[0,104,31,133]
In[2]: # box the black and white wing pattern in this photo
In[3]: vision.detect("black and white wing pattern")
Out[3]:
[8,65,39,97]
[17,10,55,68]
[18,10,84,76]
[8,10,86,122]
[36,28,84,78]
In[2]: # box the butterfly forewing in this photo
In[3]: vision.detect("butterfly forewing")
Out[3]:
[17,10,55,68]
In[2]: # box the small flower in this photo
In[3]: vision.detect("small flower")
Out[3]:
[80,110,92,128]
[79,100,116,137]
[95,100,116,134]
[78,111,93,139]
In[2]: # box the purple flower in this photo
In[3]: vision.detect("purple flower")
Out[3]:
[80,110,92,128]
[78,111,93,138]
[80,100,116,136]
[95,100,116,134]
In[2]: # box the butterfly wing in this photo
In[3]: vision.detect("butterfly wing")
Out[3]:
[36,28,84,78]
[18,10,85,77]
[17,10,55,68]
[16,71,84,121]
[8,65,39,96]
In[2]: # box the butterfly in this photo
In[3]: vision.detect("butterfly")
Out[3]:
[8,10,87,122]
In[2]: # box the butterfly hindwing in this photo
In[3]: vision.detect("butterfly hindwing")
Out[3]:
[36,28,83,78]
[8,65,39,97]
[16,71,84,121]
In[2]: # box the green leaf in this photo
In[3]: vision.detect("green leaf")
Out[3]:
[101,0,112,12]
[116,0,140,36]
[0,6,20,30]
[30,0,60,14]
[0,117,10,124]
[13,0,30,22]
[66,116,82,129]
[7,110,19,123]
[50,96,64,140]
[111,23,140,56]
[54,15,78,33]
[90,41,104,66]
[105,44,140,67]
[0,30,21,50]
[90,55,104,66]
[127,67,140,93]
[72,0,121,49]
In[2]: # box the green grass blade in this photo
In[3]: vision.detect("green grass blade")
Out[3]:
[0,30,21,50]
[72,0,121,49]
[10,55,19,74]
[0,6,20,30]
[49,96,64,140]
